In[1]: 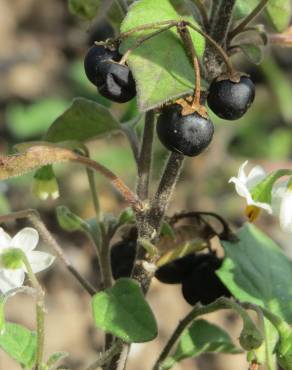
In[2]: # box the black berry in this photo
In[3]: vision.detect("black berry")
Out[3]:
[157,104,214,157]
[207,76,255,120]
[84,45,136,103]
[110,240,136,280]
[181,254,230,305]
[155,254,196,284]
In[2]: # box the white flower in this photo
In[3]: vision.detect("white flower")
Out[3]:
[0,227,55,294]
[229,161,272,221]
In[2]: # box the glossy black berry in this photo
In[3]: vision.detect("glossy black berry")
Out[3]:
[207,76,255,120]
[84,45,120,86]
[84,45,136,103]
[157,104,214,157]
[155,254,197,284]
[182,254,230,305]
[110,240,136,280]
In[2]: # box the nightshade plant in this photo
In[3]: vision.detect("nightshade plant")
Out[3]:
[0,0,292,370]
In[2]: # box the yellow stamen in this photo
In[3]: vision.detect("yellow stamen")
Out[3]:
[245,205,261,222]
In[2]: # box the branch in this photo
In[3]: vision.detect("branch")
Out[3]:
[136,111,155,201]
[228,0,269,41]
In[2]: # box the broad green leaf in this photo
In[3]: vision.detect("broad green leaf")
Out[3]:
[120,0,205,111]
[162,319,241,370]
[234,0,257,20]
[45,98,120,143]
[265,0,291,32]
[217,224,292,323]
[68,0,101,20]
[92,278,158,343]
[0,323,36,368]
[240,44,263,65]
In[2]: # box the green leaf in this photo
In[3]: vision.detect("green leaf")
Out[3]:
[234,0,257,20]
[68,0,101,20]
[240,44,263,65]
[0,323,36,368]
[46,351,68,369]
[45,98,120,143]
[92,278,158,343]
[217,224,292,323]
[265,0,291,32]
[250,169,292,204]
[120,0,205,111]
[162,319,241,370]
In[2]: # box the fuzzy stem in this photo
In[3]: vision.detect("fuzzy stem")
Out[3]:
[136,111,155,201]
[0,209,96,295]
[85,341,123,370]
[228,0,269,41]
[118,20,178,39]
[73,154,143,212]
[86,168,101,221]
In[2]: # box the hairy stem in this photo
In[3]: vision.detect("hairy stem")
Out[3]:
[86,341,123,370]
[136,111,155,201]
[0,209,96,295]
[228,0,269,41]
[204,0,236,79]
[191,0,209,30]
[87,168,102,221]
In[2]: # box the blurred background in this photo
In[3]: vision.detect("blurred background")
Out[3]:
[0,0,291,369]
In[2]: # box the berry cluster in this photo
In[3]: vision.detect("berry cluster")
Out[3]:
[84,44,136,103]
[155,253,231,305]
[84,43,255,158]
[110,237,230,305]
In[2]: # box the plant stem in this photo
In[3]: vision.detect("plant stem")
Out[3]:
[136,111,155,201]
[0,209,96,295]
[148,152,184,232]
[74,154,143,212]
[99,223,113,290]
[21,253,45,370]
[118,20,178,39]
[87,168,101,221]
[191,0,209,30]
[204,0,236,78]
[153,297,251,370]
[228,0,269,41]
[85,341,123,370]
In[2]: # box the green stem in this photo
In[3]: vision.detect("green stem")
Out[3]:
[21,252,45,370]
[153,297,259,370]
[191,0,209,30]
[228,0,270,41]
[86,168,101,222]
[136,111,155,201]
[85,341,123,370]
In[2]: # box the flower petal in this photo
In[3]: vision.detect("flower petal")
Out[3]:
[237,161,249,183]
[0,228,12,251]
[11,227,39,252]
[0,268,25,294]
[27,251,55,273]
[246,165,267,190]
[279,190,292,234]
[229,177,253,202]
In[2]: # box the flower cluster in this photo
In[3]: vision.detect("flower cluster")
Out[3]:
[230,161,292,233]
[0,227,55,294]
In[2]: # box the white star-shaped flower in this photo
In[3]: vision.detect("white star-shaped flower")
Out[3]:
[0,227,55,294]
[272,180,292,234]
[229,161,272,221]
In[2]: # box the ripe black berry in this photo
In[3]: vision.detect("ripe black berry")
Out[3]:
[155,254,196,284]
[207,76,255,120]
[181,254,230,305]
[157,104,214,157]
[110,240,136,280]
[84,44,136,103]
